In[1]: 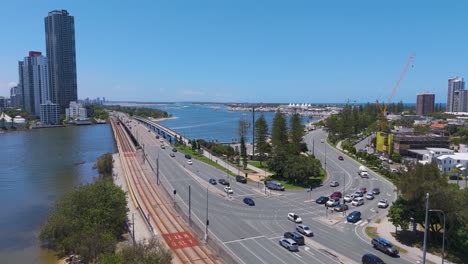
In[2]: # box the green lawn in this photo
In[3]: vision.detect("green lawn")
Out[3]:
[365,226,378,239]
[247,161,269,170]
[174,145,237,176]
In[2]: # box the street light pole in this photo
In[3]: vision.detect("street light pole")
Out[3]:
[205,187,209,241]
[188,185,191,225]
[324,143,327,171]
[429,209,446,264]
[156,155,160,185]
[422,193,430,264]
[343,172,346,204]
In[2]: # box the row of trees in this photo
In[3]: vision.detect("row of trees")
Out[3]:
[326,104,379,143]
[253,111,323,186]
[105,105,170,119]
[387,163,468,262]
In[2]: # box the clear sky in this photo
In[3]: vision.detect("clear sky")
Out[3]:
[1,0,467,103]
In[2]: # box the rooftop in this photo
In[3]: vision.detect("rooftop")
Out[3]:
[437,152,468,160]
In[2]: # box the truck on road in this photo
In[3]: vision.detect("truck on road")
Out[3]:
[358,166,369,178]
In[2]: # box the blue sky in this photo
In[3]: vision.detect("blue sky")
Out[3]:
[0,0,467,103]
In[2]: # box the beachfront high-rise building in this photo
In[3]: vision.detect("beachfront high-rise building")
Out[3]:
[45,10,77,113]
[21,51,50,116]
[447,77,465,112]
[416,92,435,116]
[18,61,24,108]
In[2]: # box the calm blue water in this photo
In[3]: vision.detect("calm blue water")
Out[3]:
[0,125,116,263]
[148,103,315,143]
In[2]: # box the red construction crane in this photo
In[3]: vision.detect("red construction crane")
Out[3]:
[376,53,415,131]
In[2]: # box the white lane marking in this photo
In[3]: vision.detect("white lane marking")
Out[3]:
[237,242,269,264]
[251,239,295,264]
[223,235,266,244]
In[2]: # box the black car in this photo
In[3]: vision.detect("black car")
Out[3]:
[372,188,380,195]
[236,175,247,183]
[284,231,305,245]
[371,237,399,256]
[315,196,329,204]
[172,148,178,152]
[243,197,255,206]
[218,179,230,186]
[334,204,348,212]
[362,253,385,264]
[185,154,192,159]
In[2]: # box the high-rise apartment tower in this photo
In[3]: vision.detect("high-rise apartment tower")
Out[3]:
[447,77,465,112]
[45,10,77,113]
[416,92,435,116]
[21,51,50,115]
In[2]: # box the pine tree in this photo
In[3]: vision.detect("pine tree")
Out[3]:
[254,114,269,164]
[289,113,305,155]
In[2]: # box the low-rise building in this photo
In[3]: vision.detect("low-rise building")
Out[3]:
[65,101,87,121]
[393,133,449,155]
[436,152,468,174]
[40,101,60,125]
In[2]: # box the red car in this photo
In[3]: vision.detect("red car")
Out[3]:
[330,191,342,199]
[338,156,344,160]
[360,187,367,193]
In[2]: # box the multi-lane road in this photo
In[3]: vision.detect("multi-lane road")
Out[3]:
[118,114,417,264]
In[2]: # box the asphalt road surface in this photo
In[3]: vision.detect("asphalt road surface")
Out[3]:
[121,115,417,264]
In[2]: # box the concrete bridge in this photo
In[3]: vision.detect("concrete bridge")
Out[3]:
[132,116,188,145]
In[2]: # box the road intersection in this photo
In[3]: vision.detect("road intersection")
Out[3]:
[121,114,416,264]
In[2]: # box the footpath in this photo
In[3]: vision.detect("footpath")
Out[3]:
[368,217,452,264]
[336,137,451,264]
[112,153,153,243]
[199,148,272,182]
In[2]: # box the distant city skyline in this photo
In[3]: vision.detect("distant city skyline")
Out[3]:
[1,1,467,103]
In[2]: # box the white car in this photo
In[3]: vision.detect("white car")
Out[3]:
[288,213,302,223]
[326,198,340,207]
[365,192,374,200]
[351,197,364,206]
[224,186,233,194]
[378,199,389,208]
[187,160,193,165]
[344,194,354,203]
[330,181,339,187]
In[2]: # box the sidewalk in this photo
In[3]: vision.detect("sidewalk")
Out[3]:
[369,216,452,264]
[200,149,272,183]
[112,153,153,243]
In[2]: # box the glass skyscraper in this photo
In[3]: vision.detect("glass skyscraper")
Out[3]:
[45,10,77,113]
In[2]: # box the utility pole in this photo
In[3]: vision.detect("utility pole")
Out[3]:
[188,185,191,225]
[156,155,160,185]
[422,193,429,264]
[252,106,255,160]
[324,143,327,171]
[132,213,135,247]
[343,172,346,204]
[205,187,209,241]
[312,139,315,156]
[429,209,446,264]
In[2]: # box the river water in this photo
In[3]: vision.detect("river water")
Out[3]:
[0,103,315,263]
[152,103,315,143]
[0,125,116,263]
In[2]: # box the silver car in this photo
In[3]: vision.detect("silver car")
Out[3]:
[296,224,314,237]
[279,238,298,251]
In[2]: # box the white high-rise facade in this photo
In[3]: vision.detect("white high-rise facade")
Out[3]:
[22,51,50,116]
[447,77,465,112]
